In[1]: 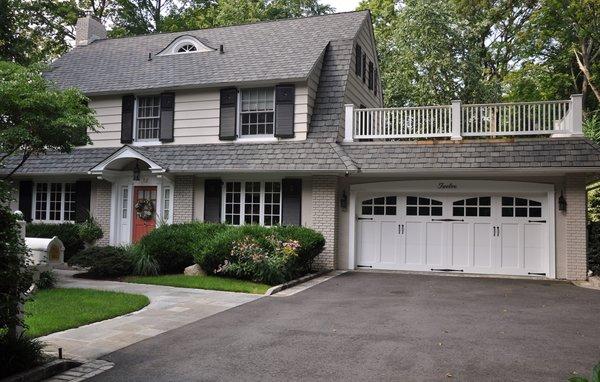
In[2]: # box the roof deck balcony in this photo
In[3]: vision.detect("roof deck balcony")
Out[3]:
[344,94,584,142]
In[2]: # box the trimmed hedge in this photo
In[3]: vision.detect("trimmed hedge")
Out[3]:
[26,223,84,261]
[68,246,132,278]
[588,222,600,276]
[135,222,228,274]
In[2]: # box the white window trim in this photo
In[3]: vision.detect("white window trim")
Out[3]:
[133,95,161,143]
[160,186,174,225]
[32,182,76,223]
[237,87,276,139]
[220,180,282,226]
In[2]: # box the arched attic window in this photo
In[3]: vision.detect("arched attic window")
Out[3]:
[158,36,214,56]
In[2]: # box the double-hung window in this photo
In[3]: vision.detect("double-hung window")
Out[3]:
[136,95,161,140]
[223,181,281,226]
[240,88,275,136]
[34,182,76,222]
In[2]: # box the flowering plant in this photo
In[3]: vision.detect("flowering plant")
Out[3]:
[215,235,301,284]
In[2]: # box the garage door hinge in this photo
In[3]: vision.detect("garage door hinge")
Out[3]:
[431,268,464,272]
[528,272,546,276]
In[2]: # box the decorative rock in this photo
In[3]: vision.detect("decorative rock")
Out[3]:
[589,276,600,288]
[184,264,206,276]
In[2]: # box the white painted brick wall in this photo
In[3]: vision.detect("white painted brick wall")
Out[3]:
[94,180,112,246]
[309,175,338,270]
[173,176,194,224]
[565,174,587,280]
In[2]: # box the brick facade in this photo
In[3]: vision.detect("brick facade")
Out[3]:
[94,180,112,246]
[564,174,588,280]
[309,175,338,270]
[173,176,194,223]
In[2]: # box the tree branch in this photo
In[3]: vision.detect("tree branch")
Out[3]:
[574,47,600,103]
[2,152,31,181]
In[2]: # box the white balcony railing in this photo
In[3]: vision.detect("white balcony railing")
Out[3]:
[344,94,583,142]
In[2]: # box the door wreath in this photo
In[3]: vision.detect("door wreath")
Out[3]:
[135,199,155,220]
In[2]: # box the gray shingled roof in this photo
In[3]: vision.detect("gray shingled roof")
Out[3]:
[342,138,600,171]
[46,12,368,95]
[0,142,351,175]
[307,39,353,143]
[3,138,599,176]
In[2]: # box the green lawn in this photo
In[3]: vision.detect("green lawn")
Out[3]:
[24,288,150,338]
[124,275,271,294]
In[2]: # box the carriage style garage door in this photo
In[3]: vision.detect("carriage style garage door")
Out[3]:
[352,181,554,277]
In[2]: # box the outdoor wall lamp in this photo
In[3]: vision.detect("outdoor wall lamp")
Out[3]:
[340,190,348,210]
[133,160,141,181]
[559,191,567,212]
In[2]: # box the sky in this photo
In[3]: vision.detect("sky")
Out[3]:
[326,0,362,12]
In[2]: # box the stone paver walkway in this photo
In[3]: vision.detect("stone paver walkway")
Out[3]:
[40,270,261,361]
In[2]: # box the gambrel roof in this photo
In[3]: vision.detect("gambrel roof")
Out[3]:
[45,11,369,96]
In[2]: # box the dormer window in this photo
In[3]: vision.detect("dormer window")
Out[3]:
[158,36,214,56]
[177,43,197,53]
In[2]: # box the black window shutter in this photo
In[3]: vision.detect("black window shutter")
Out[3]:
[18,180,33,222]
[281,178,302,226]
[274,84,295,138]
[121,95,135,144]
[219,88,237,140]
[368,61,374,90]
[204,179,222,222]
[362,53,367,83]
[159,92,175,142]
[355,44,362,76]
[74,180,91,223]
[374,68,378,96]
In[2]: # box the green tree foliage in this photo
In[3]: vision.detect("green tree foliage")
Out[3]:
[0,62,99,178]
[360,0,600,111]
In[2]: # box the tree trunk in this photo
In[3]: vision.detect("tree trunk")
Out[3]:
[574,45,600,104]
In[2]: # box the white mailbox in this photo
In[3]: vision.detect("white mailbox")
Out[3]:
[25,236,65,265]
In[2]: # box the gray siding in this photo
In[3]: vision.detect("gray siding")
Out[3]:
[344,17,384,109]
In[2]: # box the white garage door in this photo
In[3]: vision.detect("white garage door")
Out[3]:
[356,194,549,276]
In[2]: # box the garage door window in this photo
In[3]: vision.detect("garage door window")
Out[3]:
[406,196,442,216]
[361,196,397,216]
[452,197,491,217]
[501,197,542,218]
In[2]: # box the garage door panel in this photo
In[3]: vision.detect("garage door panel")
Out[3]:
[500,223,520,268]
[523,223,544,270]
[425,222,444,266]
[473,223,493,268]
[405,221,423,265]
[357,221,380,265]
[450,222,470,267]
[380,221,399,264]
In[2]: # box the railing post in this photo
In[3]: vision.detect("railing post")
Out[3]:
[344,104,355,142]
[451,100,462,140]
[569,94,583,136]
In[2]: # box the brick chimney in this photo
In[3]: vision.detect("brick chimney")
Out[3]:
[75,11,107,46]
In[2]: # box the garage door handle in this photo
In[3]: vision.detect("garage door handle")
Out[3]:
[431,218,464,222]
[528,220,546,223]
[357,217,373,220]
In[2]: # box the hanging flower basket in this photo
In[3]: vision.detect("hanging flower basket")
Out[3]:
[135,199,154,220]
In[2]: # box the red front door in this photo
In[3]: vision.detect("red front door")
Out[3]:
[132,186,157,243]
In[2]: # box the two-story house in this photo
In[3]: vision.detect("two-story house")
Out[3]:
[6,11,600,280]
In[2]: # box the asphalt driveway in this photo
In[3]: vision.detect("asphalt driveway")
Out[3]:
[91,272,600,381]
